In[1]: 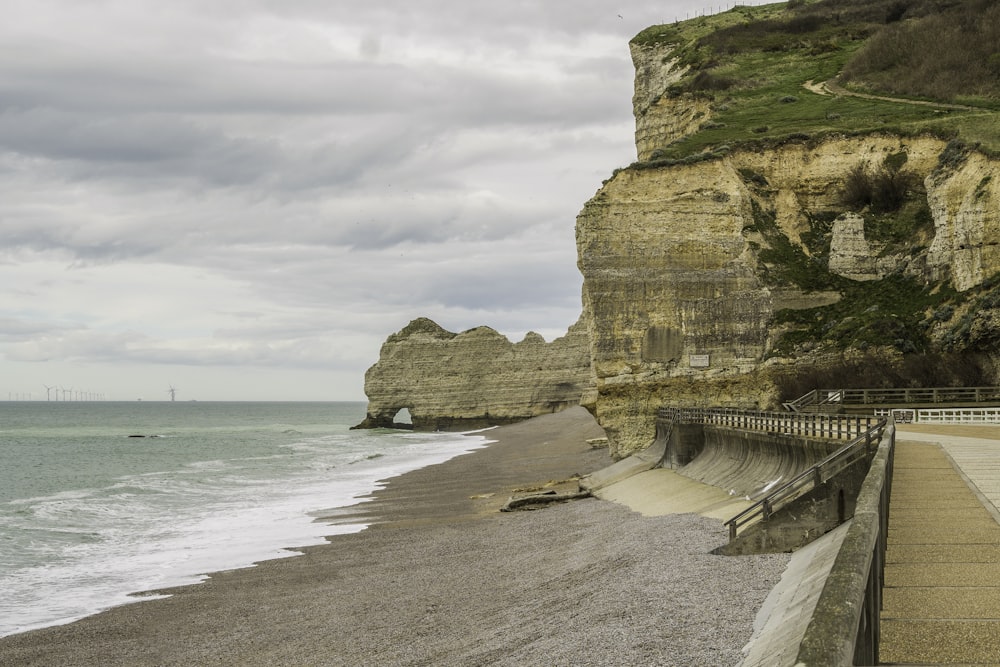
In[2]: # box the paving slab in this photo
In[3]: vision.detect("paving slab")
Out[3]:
[881,619,1000,664]
[882,436,1000,665]
[887,562,1000,587]
[889,527,1000,549]
[884,587,1000,619]
[889,507,993,522]
[892,496,989,509]
[887,543,1000,564]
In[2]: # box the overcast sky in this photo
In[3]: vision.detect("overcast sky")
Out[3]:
[0,0,761,402]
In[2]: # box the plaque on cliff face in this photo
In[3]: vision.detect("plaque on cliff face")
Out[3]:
[689,354,710,368]
[642,326,683,362]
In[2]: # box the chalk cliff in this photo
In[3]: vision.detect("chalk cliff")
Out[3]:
[580,39,1000,458]
[357,12,1000,454]
[355,317,594,431]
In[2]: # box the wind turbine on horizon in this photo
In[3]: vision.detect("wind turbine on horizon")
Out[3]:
[168,385,177,402]
[43,384,54,401]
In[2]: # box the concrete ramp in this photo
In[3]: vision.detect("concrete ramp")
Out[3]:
[579,436,665,492]
[679,427,839,499]
[584,423,841,520]
[739,522,851,667]
[593,468,752,519]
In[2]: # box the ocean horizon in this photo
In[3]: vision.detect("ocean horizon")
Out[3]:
[0,401,491,637]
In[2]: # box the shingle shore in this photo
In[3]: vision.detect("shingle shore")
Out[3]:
[0,407,789,666]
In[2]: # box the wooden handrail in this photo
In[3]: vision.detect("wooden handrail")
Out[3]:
[657,407,874,441]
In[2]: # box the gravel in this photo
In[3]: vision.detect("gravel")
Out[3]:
[0,409,790,666]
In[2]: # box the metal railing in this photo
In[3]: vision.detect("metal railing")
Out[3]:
[786,386,1000,411]
[881,406,1000,424]
[721,416,888,540]
[657,406,877,441]
[796,423,895,666]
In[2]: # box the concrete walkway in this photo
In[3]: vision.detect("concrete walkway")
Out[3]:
[882,426,1000,665]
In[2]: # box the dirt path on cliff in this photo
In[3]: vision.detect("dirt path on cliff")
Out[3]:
[803,78,980,111]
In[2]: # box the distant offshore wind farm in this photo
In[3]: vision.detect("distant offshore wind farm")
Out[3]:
[6,386,109,401]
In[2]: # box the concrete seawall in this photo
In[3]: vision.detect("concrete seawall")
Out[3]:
[586,420,866,554]
[671,424,841,499]
[748,423,895,666]
[584,418,896,665]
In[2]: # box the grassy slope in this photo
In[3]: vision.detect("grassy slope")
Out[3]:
[633,0,1000,163]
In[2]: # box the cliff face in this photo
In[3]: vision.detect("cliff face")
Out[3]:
[579,41,1000,458]
[355,317,594,431]
[927,151,1000,291]
[357,27,1000,452]
[630,42,706,162]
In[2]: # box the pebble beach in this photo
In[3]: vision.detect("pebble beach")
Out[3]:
[0,407,789,666]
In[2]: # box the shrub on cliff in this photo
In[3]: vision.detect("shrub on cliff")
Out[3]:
[840,0,1000,100]
[839,157,914,214]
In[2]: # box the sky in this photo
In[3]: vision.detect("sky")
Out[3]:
[0,0,766,402]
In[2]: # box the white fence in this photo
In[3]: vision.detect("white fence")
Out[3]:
[876,407,1000,424]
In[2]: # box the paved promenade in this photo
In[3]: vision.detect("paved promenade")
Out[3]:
[883,425,1000,665]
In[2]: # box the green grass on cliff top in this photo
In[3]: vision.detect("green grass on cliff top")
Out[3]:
[633,0,1000,163]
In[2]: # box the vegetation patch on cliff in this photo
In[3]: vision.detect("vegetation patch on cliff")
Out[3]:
[634,0,1000,165]
[941,275,1000,352]
[746,200,840,291]
[730,149,954,359]
[841,0,1000,102]
[771,275,960,356]
[771,273,1000,401]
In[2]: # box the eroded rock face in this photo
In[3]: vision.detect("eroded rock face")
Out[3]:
[576,137,958,457]
[927,152,1000,291]
[577,159,778,457]
[829,213,880,281]
[580,32,1000,457]
[631,42,707,163]
[355,317,594,431]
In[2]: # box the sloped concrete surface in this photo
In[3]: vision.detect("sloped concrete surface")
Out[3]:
[578,436,665,492]
[592,467,752,519]
[739,522,850,667]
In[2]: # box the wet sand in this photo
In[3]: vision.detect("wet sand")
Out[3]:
[0,406,786,666]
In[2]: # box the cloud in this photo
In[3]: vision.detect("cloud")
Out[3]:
[0,0,722,400]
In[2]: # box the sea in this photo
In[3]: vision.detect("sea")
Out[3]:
[0,401,492,638]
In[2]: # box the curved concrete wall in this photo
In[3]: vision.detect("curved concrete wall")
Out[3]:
[740,424,895,666]
[672,425,842,499]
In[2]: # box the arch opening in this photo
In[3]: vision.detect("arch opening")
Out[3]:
[392,407,414,429]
